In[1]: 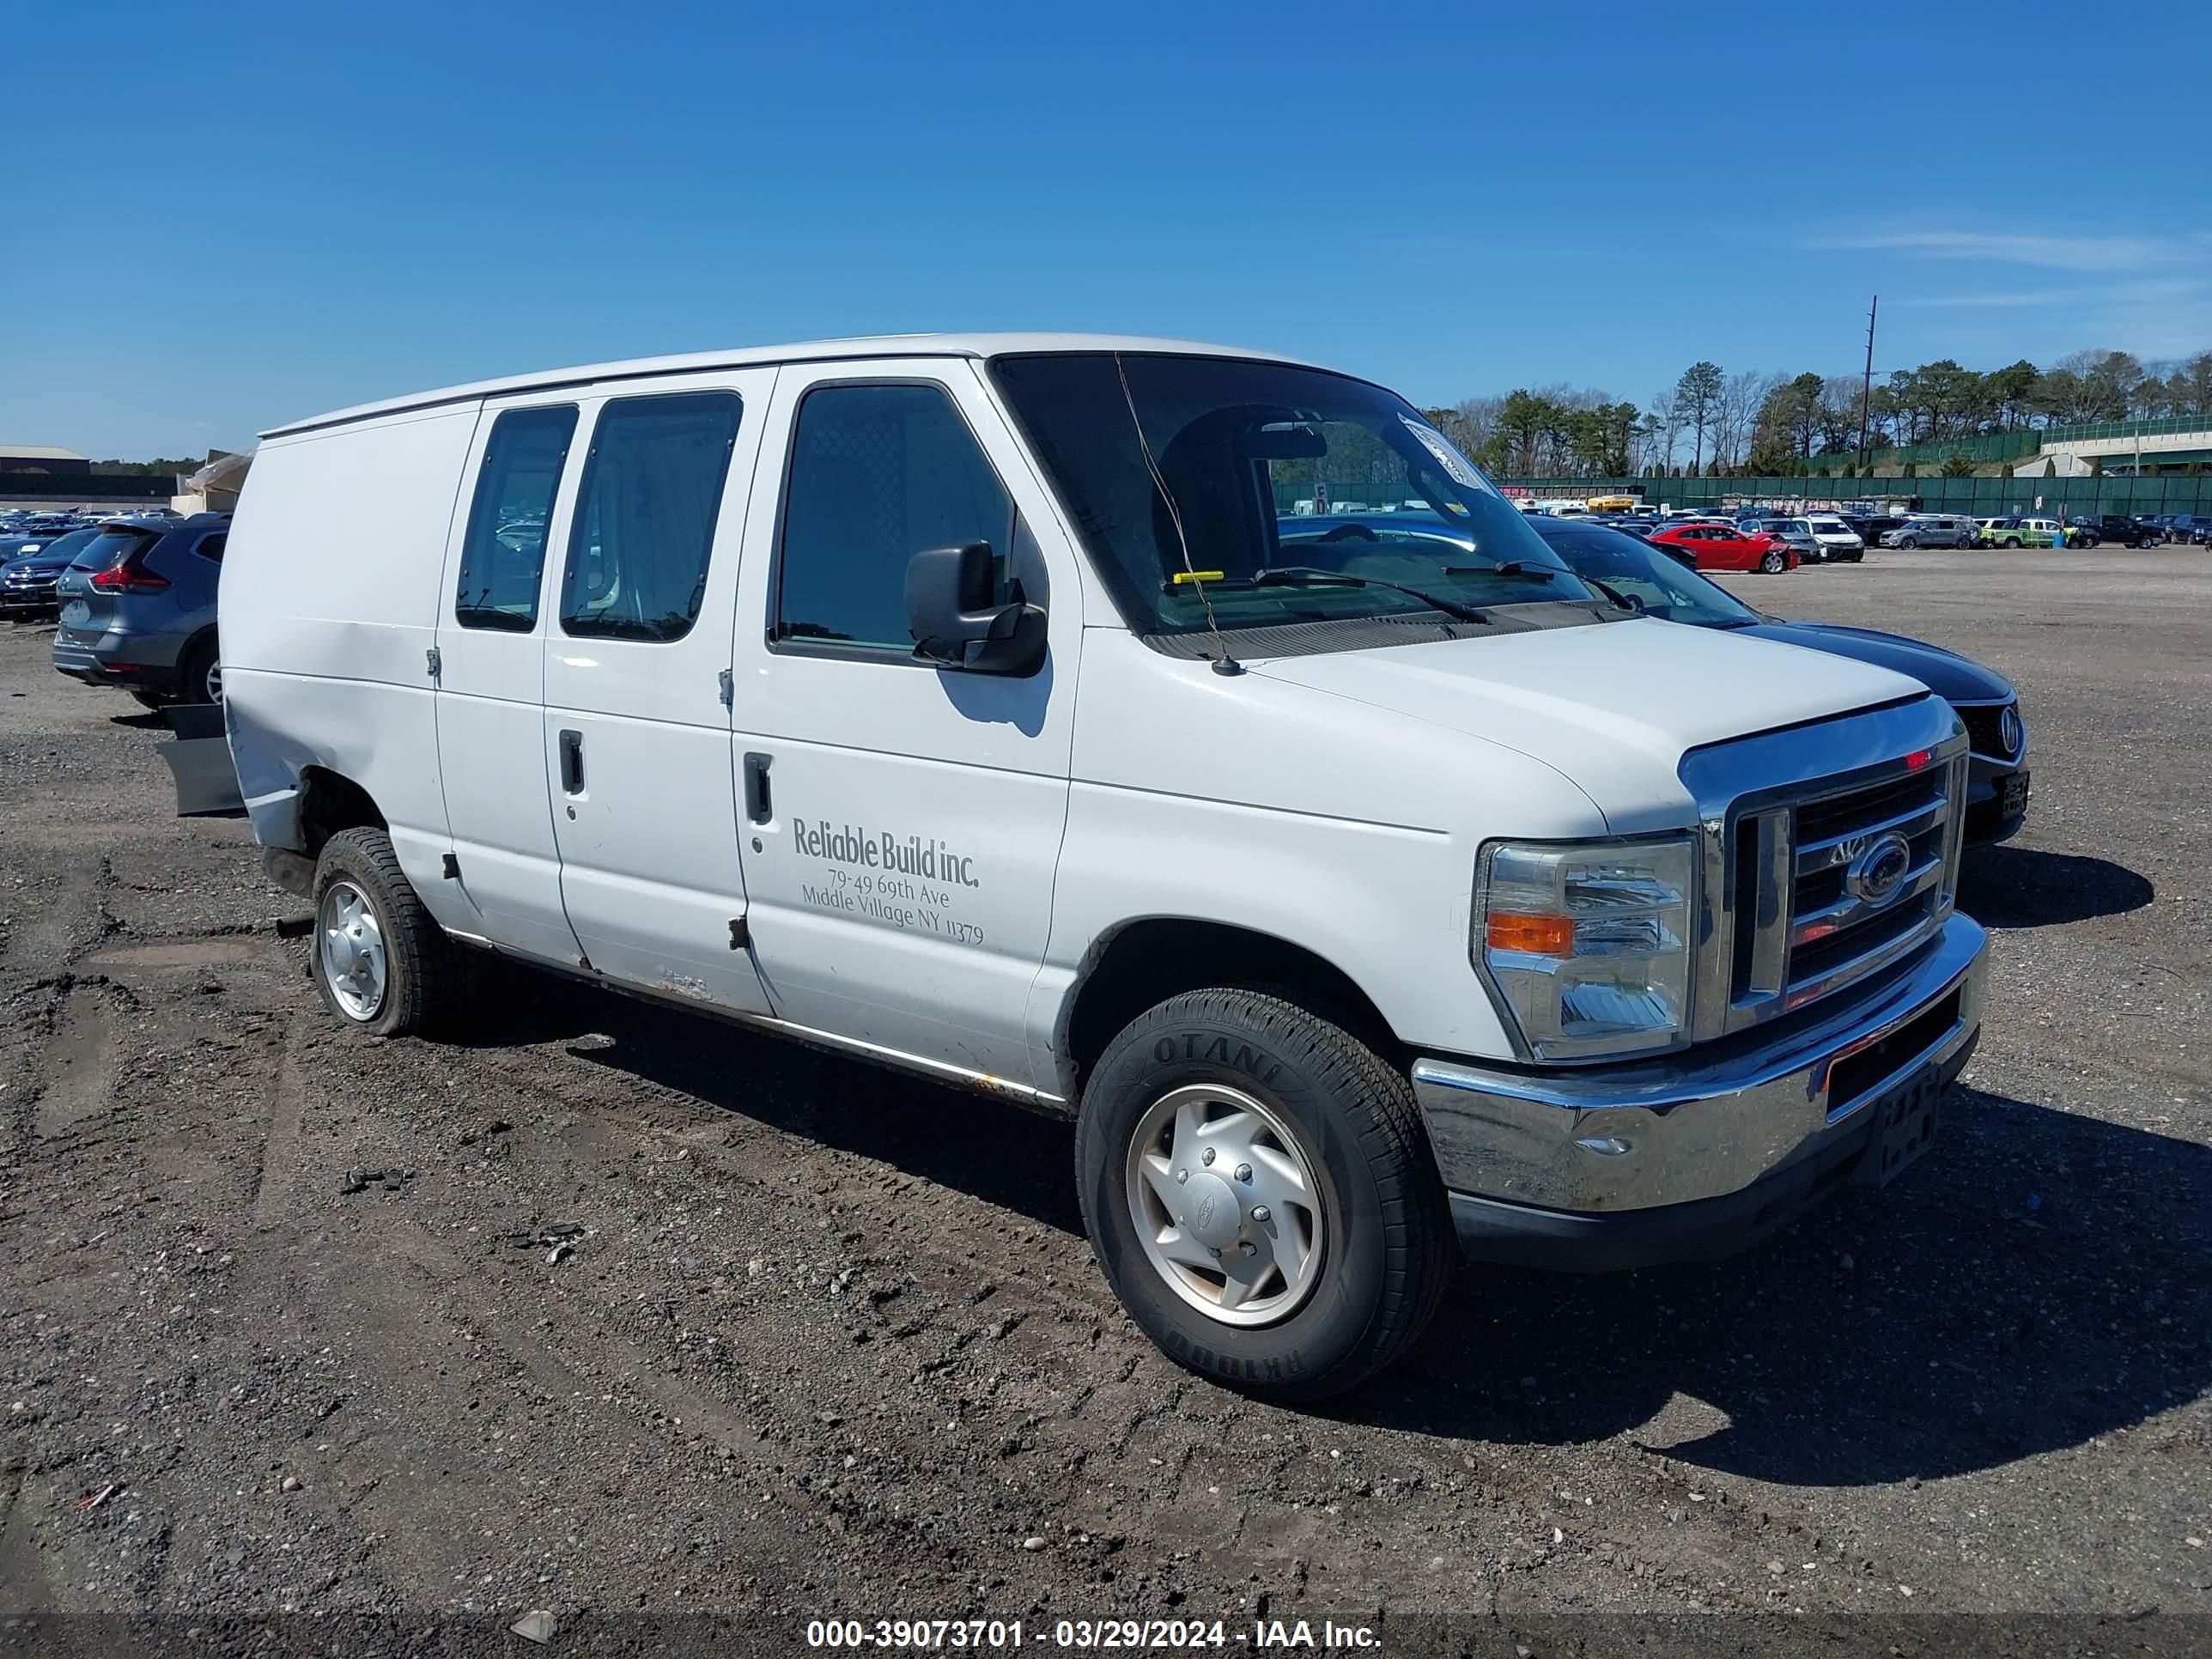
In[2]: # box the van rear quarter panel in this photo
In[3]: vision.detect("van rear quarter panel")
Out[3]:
[223,405,483,909]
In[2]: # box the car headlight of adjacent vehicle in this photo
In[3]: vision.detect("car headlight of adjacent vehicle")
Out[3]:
[1474,836,1698,1060]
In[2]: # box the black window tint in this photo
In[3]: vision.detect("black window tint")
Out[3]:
[196,533,227,562]
[456,406,577,632]
[775,383,1012,652]
[560,393,739,641]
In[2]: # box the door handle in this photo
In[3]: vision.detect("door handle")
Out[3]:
[559,729,585,795]
[743,752,773,824]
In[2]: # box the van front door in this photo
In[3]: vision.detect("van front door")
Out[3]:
[727,362,1079,1091]
[540,373,777,1013]
[434,398,590,966]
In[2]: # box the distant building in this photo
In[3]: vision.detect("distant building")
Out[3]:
[0,445,92,477]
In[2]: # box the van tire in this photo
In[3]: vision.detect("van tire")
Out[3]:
[309,827,474,1038]
[1076,988,1452,1401]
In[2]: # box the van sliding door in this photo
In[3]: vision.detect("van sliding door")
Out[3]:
[538,370,777,1013]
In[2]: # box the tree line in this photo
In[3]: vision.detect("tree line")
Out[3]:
[1422,347,2212,478]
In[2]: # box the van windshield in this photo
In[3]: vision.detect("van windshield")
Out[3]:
[990,353,1595,639]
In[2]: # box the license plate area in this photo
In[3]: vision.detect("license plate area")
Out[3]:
[2000,770,2030,815]
[59,600,88,627]
[1858,1068,1943,1188]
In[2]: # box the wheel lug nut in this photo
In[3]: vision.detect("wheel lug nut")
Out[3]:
[1235,1164,1252,1182]
[1201,1148,1216,1166]
[1176,1169,1188,1184]
[1250,1205,1271,1223]
[1238,1241,1257,1257]
[1207,1247,1222,1259]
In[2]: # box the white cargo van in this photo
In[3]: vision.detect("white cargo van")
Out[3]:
[223,335,1988,1398]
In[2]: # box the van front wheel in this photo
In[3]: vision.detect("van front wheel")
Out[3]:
[1076,988,1451,1401]
[309,827,472,1037]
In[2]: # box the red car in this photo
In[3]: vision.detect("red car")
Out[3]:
[1647,521,1796,573]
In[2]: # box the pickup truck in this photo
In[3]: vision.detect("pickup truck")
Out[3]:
[220,334,1989,1399]
[1977,516,2063,548]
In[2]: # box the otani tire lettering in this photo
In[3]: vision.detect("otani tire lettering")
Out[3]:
[1075,988,1452,1401]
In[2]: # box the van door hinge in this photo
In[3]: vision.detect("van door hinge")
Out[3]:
[727,917,749,950]
[441,854,460,880]
[425,646,442,680]
[717,668,733,709]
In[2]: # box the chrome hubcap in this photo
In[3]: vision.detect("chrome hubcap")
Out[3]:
[1125,1083,1325,1328]
[318,880,386,1021]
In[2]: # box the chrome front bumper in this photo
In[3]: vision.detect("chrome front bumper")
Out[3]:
[1413,913,1987,1217]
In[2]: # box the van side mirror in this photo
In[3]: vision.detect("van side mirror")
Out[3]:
[905,541,1047,676]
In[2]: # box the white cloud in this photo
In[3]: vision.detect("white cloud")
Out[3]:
[1804,229,2203,273]
[1889,289,2087,309]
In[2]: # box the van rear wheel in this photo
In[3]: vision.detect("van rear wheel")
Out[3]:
[1076,988,1451,1401]
[309,827,473,1037]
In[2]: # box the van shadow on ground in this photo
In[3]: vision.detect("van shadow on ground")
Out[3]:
[464,969,2209,1489]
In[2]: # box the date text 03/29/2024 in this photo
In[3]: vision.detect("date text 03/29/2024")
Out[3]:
[804,1617,1382,1649]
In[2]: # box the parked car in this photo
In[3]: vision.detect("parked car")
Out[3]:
[0,526,104,619]
[1645,520,1797,572]
[1976,516,2063,548]
[2064,514,2161,549]
[1528,517,2028,847]
[1881,514,1978,550]
[51,513,228,705]
[2164,514,2212,544]
[1802,514,1867,562]
[1841,514,1906,547]
[219,332,1986,1400]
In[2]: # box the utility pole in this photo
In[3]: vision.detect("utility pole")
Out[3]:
[1856,295,1878,476]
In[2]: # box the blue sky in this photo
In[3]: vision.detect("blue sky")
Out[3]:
[9,0,2208,458]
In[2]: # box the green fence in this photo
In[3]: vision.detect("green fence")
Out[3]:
[0,474,171,501]
[1822,413,2212,474]
[1497,473,2212,515]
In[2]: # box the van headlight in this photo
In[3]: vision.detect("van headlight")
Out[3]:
[1474,836,1698,1060]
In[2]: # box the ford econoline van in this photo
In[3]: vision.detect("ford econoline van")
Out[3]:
[222,335,1988,1399]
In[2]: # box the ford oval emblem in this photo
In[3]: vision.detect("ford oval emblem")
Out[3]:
[1845,831,1914,908]
[1999,705,2022,757]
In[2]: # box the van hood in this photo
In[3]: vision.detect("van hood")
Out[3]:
[1249,617,1931,832]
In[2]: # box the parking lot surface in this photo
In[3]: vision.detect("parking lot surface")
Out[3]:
[0,547,2205,1653]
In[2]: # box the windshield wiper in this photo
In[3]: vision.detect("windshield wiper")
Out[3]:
[1443,561,1557,582]
[1249,566,1492,624]
[1445,561,1640,615]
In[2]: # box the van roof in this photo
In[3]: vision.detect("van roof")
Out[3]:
[259,332,1316,441]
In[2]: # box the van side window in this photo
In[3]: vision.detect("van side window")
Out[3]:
[196,533,227,562]
[456,406,578,632]
[560,392,741,642]
[775,383,1013,653]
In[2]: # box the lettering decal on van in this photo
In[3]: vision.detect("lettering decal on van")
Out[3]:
[791,819,988,947]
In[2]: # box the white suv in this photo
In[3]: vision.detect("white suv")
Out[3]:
[1802,514,1867,562]
[221,334,1988,1398]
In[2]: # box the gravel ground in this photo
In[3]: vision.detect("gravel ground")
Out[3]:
[0,546,2204,1657]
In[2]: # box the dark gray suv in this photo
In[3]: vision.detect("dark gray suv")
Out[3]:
[52,513,228,705]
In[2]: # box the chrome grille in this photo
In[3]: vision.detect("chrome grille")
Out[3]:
[1781,765,1953,1008]
[1680,699,1970,1045]
[1953,699,2019,762]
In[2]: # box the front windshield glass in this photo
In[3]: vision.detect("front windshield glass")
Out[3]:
[1532,522,1759,627]
[990,353,1593,635]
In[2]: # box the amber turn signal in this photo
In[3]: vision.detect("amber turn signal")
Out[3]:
[1486,912,1575,957]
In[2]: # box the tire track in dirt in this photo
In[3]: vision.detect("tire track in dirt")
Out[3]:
[32,984,115,1141]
